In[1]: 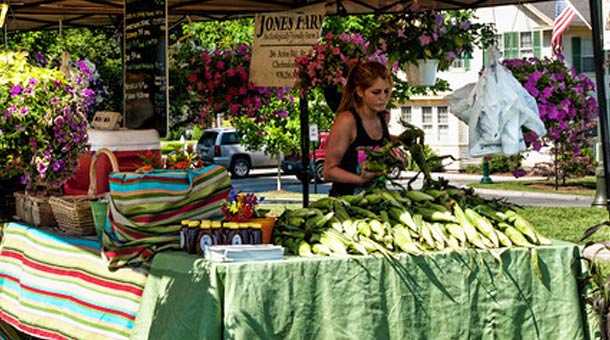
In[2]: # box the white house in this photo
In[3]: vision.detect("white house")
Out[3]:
[388,1,594,171]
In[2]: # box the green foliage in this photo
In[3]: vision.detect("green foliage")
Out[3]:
[519,207,609,245]
[486,154,523,174]
[404,145,443,172]
[5,28,123,113]
[233,98,302,158]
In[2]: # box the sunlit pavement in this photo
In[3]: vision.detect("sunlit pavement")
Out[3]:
[232,169,595,207]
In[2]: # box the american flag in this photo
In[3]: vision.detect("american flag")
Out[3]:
[552,0,577,55]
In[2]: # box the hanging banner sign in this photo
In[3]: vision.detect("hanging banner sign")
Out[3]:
[602,0,610,50]
[250,6,325,87]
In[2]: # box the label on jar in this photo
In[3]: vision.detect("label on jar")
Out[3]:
[231,234,243,245]
[179,231,186,249]
[199,234,213,249]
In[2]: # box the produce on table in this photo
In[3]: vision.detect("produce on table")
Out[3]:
[273,180,550,257]
[361,119,454,187]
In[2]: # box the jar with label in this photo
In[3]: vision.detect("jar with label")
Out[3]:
[211,220,224,245]
[180,220,190,250]
[249,222,262,245]
[224,222,243,245]
[186,220,200,254]
[238,223,251,244]
[197,220,215,255]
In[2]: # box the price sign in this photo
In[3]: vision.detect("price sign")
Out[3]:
[309,124,318,142]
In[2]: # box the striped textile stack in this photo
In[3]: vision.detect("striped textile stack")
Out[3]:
[0,222,148,340]
[104,165,232,269]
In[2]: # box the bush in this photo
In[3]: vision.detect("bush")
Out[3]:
[487,154,523,174]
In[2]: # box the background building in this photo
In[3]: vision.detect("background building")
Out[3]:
[388,1,594,171]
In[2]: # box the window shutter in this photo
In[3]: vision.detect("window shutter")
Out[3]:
[572,37,581,73]
[482,48,487,66]
[463,58,470,70]
[504,32,519,59]
[533,30,542,58]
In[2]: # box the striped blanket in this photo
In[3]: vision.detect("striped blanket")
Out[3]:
[0,222,148,340]
[104,166,231,269]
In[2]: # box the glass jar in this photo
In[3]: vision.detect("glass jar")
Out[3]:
[224,222,243,245]
[186,220,200,254]
[249,222,262,245]
[211,220,224,245]
[197,220,215,255]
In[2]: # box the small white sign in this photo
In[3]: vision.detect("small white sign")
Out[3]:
[309,124,318,142]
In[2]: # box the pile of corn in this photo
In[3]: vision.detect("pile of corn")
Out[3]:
[273,186,550,257]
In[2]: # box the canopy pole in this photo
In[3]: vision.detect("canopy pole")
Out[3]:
[299,92,310,207]
[589,0,610,213]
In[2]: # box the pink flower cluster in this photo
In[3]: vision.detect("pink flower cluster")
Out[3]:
[294,32,389,95]
[186,45,291,124]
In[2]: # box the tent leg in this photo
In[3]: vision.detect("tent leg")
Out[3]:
[299,93,310,207]
[590,0,610,213]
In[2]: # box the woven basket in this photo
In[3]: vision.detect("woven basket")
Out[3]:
[14,192,57,227]
[49,148,119,236]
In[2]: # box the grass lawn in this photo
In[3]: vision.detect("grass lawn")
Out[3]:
[468,176,596,196]
[259,190,610,246]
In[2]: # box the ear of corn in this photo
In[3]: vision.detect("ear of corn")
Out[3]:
[274,185,549,258]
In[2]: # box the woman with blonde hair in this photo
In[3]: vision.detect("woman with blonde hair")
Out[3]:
[323,60,394,196]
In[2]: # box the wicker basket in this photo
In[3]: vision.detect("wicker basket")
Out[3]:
[49,148,119,236]
[14,192,57,227]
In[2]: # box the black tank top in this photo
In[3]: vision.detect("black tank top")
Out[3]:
[329,109,390,197]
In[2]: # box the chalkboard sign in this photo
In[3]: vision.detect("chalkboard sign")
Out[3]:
[124,0,168,137]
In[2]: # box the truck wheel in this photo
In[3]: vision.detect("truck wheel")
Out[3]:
[314,162,325,183]
[230,157,251,178]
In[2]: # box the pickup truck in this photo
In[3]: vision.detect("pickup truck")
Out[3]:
[281,132,328,183]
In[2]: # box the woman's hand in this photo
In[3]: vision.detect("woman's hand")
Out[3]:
[359,163,384,184]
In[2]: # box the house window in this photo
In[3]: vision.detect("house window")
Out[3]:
[437,106,449,137]
[542,30,552,48]
[422,106,433,132]
[503,31,542,59]
[581,39,595,73]
[401,106,412,123]
[519,32,533,58]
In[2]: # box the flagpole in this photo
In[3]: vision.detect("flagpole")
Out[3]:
[589,0,610,212]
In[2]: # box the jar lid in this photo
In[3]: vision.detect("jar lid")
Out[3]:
[224,222,239,229]
[211,221,222,228]
[249,222,262,229]
[188,221,200,228]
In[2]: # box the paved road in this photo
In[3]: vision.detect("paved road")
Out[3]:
[231,169,598,208]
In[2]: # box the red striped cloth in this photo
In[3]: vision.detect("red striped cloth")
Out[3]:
[102,166,231,269]
[0,222,148,340]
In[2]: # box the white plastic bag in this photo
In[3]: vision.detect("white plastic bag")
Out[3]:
[446,47,546,157]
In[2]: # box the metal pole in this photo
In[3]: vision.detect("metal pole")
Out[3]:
[589,0,610,212]
[299,92,310,207]
[480,158,493,184]
[592,121,607,207]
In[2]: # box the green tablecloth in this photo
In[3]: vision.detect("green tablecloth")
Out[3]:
[133,242,589,340]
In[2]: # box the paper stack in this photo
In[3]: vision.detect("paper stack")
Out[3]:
[203,244,284,262]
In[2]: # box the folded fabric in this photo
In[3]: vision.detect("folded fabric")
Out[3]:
[103,166,232,269]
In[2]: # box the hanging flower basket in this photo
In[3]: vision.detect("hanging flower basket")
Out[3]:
[405,59,439,86]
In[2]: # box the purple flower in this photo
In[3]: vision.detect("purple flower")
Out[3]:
[20,107,29,115]
[512,168,526,178]
[37,161,48,174]
[10,84,22,97]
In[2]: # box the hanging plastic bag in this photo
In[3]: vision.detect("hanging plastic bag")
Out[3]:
[446,46,546,157]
